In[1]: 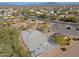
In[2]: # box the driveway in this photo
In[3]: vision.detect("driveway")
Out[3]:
[21,29,56,57]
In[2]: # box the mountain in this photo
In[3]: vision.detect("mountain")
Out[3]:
[0,2,44,6]
[42,2,79,6]
[0,2,79,6]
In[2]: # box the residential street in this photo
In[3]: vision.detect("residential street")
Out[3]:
[50,22,79,38]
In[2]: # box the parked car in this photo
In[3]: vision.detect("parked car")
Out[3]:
[66,26,70,29]
[75,27,79,30]
[77,38,79,41]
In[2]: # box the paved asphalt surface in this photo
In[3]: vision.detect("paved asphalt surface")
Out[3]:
[50,23,79,38]
[21,29,56,57]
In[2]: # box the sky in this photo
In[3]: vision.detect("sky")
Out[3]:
[0,2,43,5]
[0,0,79,2]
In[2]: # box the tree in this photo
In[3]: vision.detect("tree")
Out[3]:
[0,16,3,19]
[0,27,31,56]
[21,8,33,16]
[37,22,49,32]
[68,10,78,15]
[6,21,13,26]
[59,16,77,22]
[65,16,77,22]
[54,10,57,13]
[19,16,28,22]
[12,10,20,17]
[39,14,49,19]
[50,15,60,20]
[19,47,31,57]
[0,10,5,14]
[57,12,65,15]
[51,34,71,48]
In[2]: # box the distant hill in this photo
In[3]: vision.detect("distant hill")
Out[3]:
[40,2,79,6]
[0,2,79,6]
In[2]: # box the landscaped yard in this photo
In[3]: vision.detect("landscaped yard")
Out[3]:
[0,27,31,57]
[52,33,71,51]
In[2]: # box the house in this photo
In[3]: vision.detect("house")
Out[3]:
[35,11,43,15]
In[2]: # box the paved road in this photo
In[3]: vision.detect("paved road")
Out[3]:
[21,29,56,57]
[52,20,79,25]
[50,23,79,38]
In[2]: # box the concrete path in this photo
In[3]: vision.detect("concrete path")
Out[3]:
[21,29,56,57]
